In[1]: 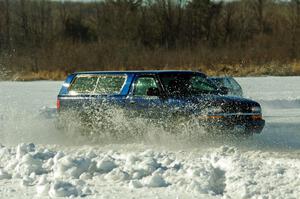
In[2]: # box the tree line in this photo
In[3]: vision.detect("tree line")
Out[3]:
[0,0,299,79]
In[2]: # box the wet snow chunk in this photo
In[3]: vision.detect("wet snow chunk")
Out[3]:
[53,156,92,179]
[16,154,44,176]
[96,156,117,173]
[16,143,35,160]
[36,175,50,196]
[49,180,78,197]
[143,174,169,188]
[0,169,12,180]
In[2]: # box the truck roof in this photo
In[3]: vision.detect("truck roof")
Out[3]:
[73,70,206,76]
[208,76,232,79]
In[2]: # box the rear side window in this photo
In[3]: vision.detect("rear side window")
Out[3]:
[69,76,98,93]
[95,76,126,94]
[69,75,126,95]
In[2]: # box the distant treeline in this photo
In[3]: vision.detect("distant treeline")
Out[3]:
[0,0,300,79]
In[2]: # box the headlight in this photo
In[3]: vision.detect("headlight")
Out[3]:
[251,106,261,113]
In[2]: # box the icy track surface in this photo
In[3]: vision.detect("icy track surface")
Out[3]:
[0,77,300,199]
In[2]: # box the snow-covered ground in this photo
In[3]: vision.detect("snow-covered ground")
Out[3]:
[0,77,300,198]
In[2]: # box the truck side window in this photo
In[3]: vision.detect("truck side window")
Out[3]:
[69,76,98,93]
[190,76,216,93]
[134,77,158,96]
[69,75,126,95]
[95,76,126,95]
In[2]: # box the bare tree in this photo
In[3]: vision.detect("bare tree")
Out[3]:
[19,0,29,43]
[254,0,265,33]
[290,0,300,58]
[222,2,235,44]
[4,0,11,50]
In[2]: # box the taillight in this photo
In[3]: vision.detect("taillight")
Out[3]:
[56,99,60,110]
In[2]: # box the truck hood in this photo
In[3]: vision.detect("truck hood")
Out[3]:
[169,94,260,114]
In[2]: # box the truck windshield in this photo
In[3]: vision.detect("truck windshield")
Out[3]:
[159,74,217,97]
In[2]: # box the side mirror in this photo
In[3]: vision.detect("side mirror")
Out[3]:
[147,87,160,96]
[218,86,228,95]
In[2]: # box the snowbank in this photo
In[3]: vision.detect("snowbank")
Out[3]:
[1,143,300,198]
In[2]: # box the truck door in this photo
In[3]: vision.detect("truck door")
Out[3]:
[126,75,164,119]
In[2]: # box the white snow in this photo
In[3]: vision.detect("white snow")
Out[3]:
[0,169,11,180]
[1,143,300,198]
[0,77,300,198]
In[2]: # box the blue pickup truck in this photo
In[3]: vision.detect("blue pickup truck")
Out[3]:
[57,70,265,134]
